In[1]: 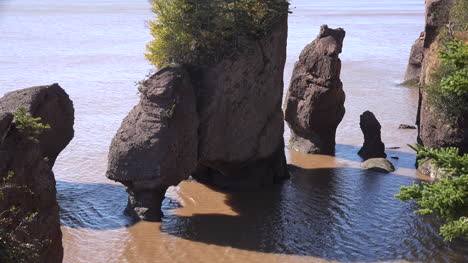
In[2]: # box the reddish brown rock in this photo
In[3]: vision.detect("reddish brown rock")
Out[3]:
[106,67,199,221]
[106,15,289,221]
[404,32,425,84]
[405,0,467,153]
[0,84,74,263]
[284,25,346,155]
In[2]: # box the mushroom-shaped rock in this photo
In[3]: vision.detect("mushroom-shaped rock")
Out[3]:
[285,25,346,155]
[361,158,395,173]
[358,111,387,160]
[107,14,290,221]
[0,84,74,263]
[106,66,199,221]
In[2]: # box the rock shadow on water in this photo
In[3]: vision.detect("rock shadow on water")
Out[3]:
[161,166,468,263]
[57,180,138,230]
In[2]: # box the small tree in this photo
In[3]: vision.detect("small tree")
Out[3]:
[395,144,468,241]
[145,0,290,67]
[13,107,50,143]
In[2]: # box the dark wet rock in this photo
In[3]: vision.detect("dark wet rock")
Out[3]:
[361,158,395,173]
[398,124,417,129]
[107,15,289,221]
[358,111,386,160]
[404,32,425,84]
[0,84,74,263]
[387,146,401,150]
[391,156,400,160]
[285,25,346,155]
[107,67,199,221]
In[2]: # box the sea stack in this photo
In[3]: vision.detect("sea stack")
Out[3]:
[358,111,386,160]
[285,25,346,155]
[0,84,74,263]
[106,13,289,220]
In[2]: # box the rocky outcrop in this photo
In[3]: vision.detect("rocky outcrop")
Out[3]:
[107,67,198,221]
[404,32,425,84]
[358,111,386,160]
[107,16,289,221]
[284,25,346,155]
[405,0,468,154]
[361,158,395,173]
[405,0,453,85]
[419,0,453,84]
[0,84,74,263]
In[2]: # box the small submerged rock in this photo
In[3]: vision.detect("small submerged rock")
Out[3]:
[361,158,395,173]
[398,124,417,129]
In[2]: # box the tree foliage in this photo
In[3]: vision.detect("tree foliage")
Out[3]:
[0,172,49,263]
[145,0,289,67]
[427,38,468,118]
[13,107,50,143]
[425,0,468,119]
[396,144,468,241]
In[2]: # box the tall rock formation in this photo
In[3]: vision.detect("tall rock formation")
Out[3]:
[358,111,387,160]
[405,0,468,153]
[0,84,74,263]
[107,16,289,221]
[284,25,346,155]
[404,32,425,83]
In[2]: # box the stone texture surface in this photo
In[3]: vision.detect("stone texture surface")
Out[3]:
[0,84,74,263]
[406,0,468,154]
[0,84,75,166]
[284,25,346,155]
[107,16,289,220]
[358,111,387,160]
[404,32,425,84]
[106,67,199,221]
[361,158,395,173]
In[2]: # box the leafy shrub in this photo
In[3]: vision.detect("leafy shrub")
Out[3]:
[440,68,468,95]
[439,39,468,69]
[450,0,468,32]
[145,0,289,67]
[0,172,49,263]
[425,0,468,119]
[427,39,468,118]
[395,144,468,241]
[13,107,50,143]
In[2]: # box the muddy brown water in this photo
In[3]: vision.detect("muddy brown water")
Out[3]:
[1,0,467,262]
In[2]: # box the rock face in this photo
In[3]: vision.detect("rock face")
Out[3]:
[284,25,346,155]
[404,0,468,153]
[107,67,199,221]
[107,16,289,221]
[358,111,386,160]
[361,158,395,173]
[0,84,74,263]
[404,32,425,84]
